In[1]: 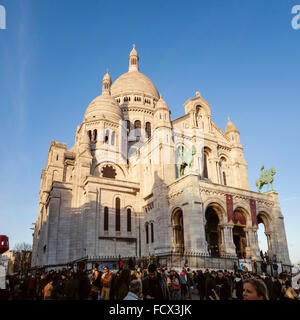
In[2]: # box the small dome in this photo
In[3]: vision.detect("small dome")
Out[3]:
[155,94,169,111]
[84,70,122,122]
[84,94,122,122]
[111,71,159,99]
[225,117,239,134]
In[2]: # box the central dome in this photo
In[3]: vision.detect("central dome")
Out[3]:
[111,45,159,100]
[111,71,159,99]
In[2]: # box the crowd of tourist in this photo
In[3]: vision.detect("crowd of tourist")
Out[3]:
[1,262,299,301]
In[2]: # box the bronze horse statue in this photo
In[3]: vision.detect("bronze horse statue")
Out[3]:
[255,165,276,193]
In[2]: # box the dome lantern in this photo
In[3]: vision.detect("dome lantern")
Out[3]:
[84,70,122,122]
[129,44,139,72]
[102,69,112,95]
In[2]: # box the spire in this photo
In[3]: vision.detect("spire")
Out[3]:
[102,69,111,95]
[129,44,139,72]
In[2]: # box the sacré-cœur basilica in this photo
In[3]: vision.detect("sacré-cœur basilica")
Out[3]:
[31,45,292,272]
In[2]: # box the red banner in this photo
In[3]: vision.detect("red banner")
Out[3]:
[250,199,257,226]
[226,194,233,223]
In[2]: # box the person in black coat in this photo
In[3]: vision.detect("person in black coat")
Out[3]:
[196,270,205,300]
[215,271,231,300]
[261,261,267,274]
[142,264,168,300]
[205,271,217,300]
[65,272,79,300]
[113,269,131,300]
[272,277,284,300]
[234,273,244,300]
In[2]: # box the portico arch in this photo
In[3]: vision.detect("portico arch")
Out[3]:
[205,203,225,257]
[232,207,250,258]
[257,211,272,257]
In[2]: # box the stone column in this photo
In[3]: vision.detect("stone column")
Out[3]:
[265,232,273,257]
[219,224,236,257]
[243,227,252,259]
[267,191,292,266]
[83,188,98,257]
[181,176,208,255]
[247,226,260,260]
[46,190,61,265]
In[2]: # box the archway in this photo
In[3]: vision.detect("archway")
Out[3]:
[232,209,247,258]
[257,213,271,259]
[205,206,221,257]
[172,209,184,254]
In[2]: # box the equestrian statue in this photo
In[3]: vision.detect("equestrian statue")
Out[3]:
[177,145,196,177]
[255,165,276,193]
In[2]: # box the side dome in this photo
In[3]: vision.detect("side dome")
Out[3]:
[84,70,122,122]
[84,95,122,122]
[111,71,159,99]
[154,94,170,111]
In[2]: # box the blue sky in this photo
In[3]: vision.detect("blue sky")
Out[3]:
[0,0,299,265]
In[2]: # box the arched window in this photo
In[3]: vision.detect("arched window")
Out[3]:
[151,222,154,243]
[145,223,149,244]
[145,122,151,139]
[104,207,109,231]
[93,129,97,141]
[111,131,115,146]
[105,130,109,144]
[223,172,227,186]
[203,148,210,179]
[127,209,131,232]
[88,130,92,141]
[205,206,221,257]
[134,120,141,140]
[172,209,184,253]
[116,197,120,231]
[126,120,131,131]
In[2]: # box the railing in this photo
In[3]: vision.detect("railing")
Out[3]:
[30,253,292,274]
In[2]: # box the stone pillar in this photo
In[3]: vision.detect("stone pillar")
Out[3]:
[83,187,97,257]
[243,227,252,259]
[181,176,208,255]
[265,232,272,257]
[247,226,260,260]
[219,224,236,257]
[267,191,292,266]
[47,190,61,265]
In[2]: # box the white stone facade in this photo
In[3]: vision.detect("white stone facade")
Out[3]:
[31,46,291,269]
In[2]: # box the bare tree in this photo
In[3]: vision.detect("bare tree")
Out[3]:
[12,243,32,274]
[14,242,32,251]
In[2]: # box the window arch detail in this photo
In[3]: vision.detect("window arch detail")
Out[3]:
[115,197,120,231]
[127,208,131,232]
[104,207,109,231]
